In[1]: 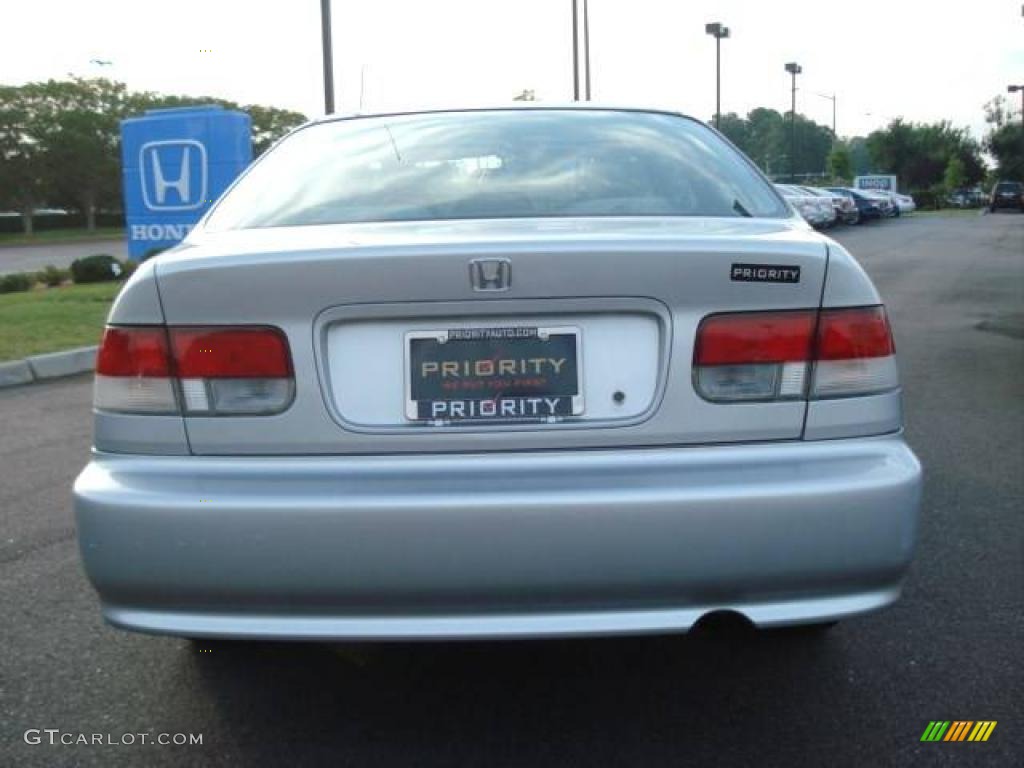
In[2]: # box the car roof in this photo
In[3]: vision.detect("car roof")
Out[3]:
[307,103,697,127]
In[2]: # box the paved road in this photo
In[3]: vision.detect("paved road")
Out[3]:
[0,238,127,275]
[1,214,1021,767]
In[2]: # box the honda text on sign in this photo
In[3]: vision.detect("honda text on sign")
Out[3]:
[74,108,922,641]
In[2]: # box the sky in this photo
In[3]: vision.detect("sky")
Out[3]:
[2,0,1021,141]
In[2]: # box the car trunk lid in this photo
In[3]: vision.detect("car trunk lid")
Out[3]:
[155,216,828,454]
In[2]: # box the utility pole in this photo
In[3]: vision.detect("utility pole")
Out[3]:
[572,0,579,101]
[583,0,592,100]
[816,92,836,136]
[785,62,802,182]
[320,0,335,114]
[705,23,730,129]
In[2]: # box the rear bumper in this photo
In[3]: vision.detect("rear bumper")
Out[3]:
[73,435,922,640]
[991,199,1023,210]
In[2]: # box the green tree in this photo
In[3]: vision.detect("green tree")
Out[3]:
[718,108,833,180]
[17,78,128,231]
[982,95,1024,181]
[943,155,966,190]
[715,112,752,154]
[243,104,307,155]
[0,86,49,234]
[827,143,853,182]
[866,118,984,192]
[745,107,786,173]
[846,136,872,176]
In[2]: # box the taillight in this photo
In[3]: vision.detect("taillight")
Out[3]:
[693,306,898,402]
[811,306,898,397]
[94,325,294,415]
[95,327,176,413]
[694,311,815,401]
[170,327,293,414]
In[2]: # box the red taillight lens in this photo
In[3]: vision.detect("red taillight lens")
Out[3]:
[94,325,293,415]
[170,327,292,378]
[815,306,894,360]
[694,306,898,402]
[95,327,172,377]
[695,311,816,365]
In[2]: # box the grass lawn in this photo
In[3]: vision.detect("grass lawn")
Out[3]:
[0,227,125,247]
[0,282,121,361]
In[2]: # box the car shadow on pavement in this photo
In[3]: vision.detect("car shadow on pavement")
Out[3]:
[184,621,858,765]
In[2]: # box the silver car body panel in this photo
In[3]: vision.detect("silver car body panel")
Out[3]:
[74,434,921,640]
[108,217,847,455]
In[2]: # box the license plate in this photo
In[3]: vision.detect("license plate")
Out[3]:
[405,326,583,422]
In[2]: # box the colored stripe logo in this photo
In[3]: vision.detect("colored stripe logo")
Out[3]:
[921,721,997,742]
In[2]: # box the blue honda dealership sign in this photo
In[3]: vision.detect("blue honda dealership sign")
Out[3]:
[121,105,251,259]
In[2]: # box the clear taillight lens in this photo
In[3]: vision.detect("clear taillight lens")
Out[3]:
[94,325,293,415]
[694,306,898,402]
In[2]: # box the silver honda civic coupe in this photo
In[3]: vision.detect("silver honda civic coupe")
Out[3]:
[73,107,922,641]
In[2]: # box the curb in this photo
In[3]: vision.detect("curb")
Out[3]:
[0,345,97,389]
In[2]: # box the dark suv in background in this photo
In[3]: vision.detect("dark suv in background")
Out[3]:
[989,180,1023,212]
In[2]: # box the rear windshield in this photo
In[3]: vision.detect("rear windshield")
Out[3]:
[204,109,790,231]
[995,182,1022,192]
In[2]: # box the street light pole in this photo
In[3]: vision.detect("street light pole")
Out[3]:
[572,0,579,101]
[583,0,591,100]
[785,62,802,182]
[320,0,335,114]
[814,91,836,136]
[705,23,730,129]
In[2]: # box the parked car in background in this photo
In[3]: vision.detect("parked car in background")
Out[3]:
[800,186,857,225]
[893,193,916,214]
[867,190,906,216]
[72,106,922,642]
[775,184,816,224]
[989,180,1024,212]
[858,189,897,217]
[825,187,884,223]
[947,187,987,208]
[775,184,833,228]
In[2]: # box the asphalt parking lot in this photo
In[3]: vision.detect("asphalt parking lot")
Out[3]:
[1,212,1021,767]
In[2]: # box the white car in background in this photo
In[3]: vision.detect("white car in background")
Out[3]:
[892,193,916,214]
[799,186,855,225]
[775,184,833,228]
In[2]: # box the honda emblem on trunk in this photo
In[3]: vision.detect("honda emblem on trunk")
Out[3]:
[469,258,511,291]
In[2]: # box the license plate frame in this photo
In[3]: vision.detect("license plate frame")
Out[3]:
[404,325,584,422]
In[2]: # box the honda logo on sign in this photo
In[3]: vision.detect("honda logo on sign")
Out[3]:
[140,140,208,211]
[469,258,511,291]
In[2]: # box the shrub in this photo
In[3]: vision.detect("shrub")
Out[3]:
[0,272,35,293]
[37,264,69,287]
[119,259,139,279]
[70,254,123,284]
